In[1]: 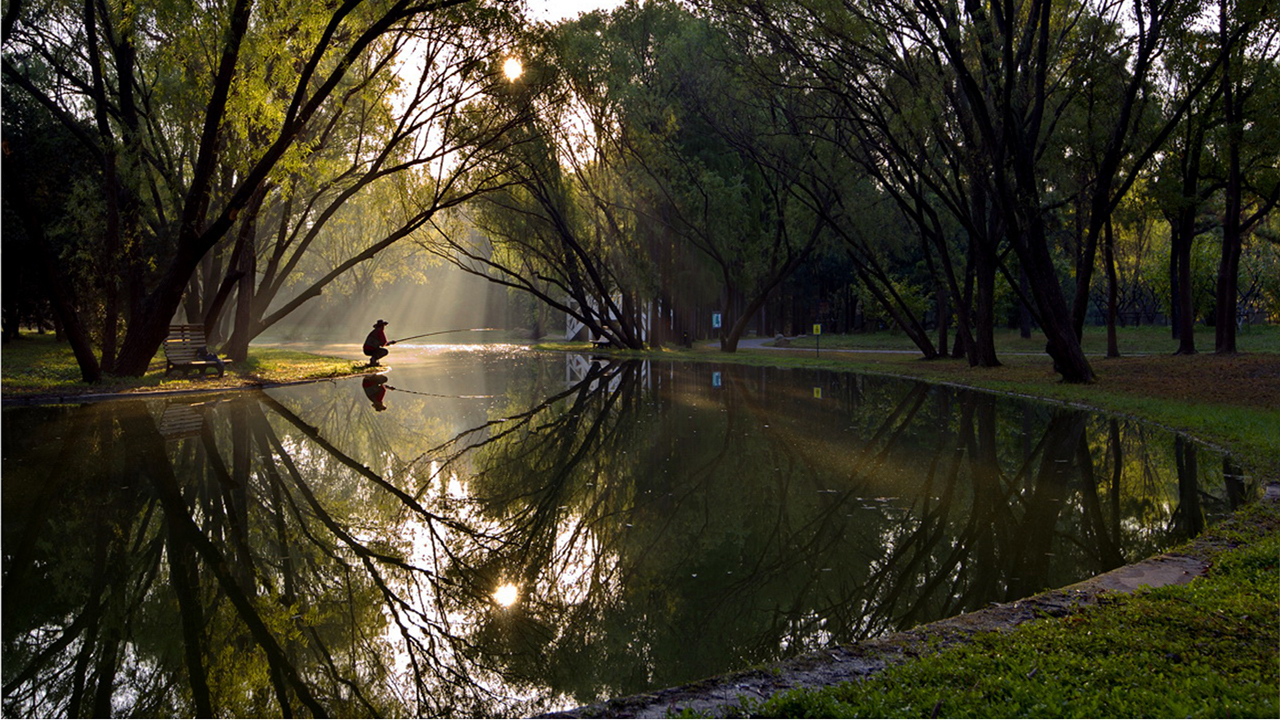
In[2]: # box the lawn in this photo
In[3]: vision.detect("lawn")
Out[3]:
[781,323,1280,355]
[1,331,357,399]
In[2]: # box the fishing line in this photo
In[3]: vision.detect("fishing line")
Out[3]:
[389,327,501,344]
[386,385,495,400]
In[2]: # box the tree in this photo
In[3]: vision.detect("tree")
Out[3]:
[1153,38,1223,355]
[1212,0,1280,352]
[206,21,528,361]
[1,91,102,379]
[718,0,1240,382]
[421,10,669,350]
[613,2,838,353]
[3,0,493,378]
[715,0,1085,376]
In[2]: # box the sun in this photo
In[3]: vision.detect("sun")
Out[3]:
[503,57,523,81]
[493,583,519,607]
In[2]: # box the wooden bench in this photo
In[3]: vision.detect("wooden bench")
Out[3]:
[164,325,225,378]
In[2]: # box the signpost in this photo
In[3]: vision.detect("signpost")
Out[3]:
[813,323,822,358]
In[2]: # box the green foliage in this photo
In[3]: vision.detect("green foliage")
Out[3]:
[860,276,930,329]
[1145,232,1222,321]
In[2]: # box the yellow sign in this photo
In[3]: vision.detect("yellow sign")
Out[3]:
[813,387,823,399]
[812,324,822,335]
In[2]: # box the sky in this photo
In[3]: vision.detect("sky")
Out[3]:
[526,0,627,22]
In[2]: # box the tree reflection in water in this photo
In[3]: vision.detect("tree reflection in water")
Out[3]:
[1,356,1252,717]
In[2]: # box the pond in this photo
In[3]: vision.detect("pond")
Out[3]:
[1,347,1256,717]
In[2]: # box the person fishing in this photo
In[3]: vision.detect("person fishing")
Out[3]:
[363,319,394,366]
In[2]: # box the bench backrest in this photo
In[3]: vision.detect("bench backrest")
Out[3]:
[165,325,211,361]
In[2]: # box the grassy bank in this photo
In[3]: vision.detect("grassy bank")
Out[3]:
[754,501,1279,718]
[784,324,1280,355]
[1,331,357,400]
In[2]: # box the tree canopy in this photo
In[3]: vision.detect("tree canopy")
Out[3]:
[3,0,1277,382]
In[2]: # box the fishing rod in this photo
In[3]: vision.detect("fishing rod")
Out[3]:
[389,327,501,344]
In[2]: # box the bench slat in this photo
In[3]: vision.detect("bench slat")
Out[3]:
[164,325,225,378]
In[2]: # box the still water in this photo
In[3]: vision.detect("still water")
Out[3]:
[2,347,1254,717]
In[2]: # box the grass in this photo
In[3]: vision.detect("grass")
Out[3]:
[1,331,356,399]
[783,324,1280,355]
[753,502,1280,719]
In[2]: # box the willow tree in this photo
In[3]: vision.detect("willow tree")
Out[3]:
[2,0,507,378]
[425,42,657,350]
[199,17,529,362]
[425,5,689,350]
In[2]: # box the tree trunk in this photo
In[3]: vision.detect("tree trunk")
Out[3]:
[954,253,975,359]
[1019,267,1034,339]
[37,236,102,383]
[224,186,268,361]
[14,199,102,382]
[855,263,938,358]
[226,240,257,362]
[1215,30,1242,354]
[1172,216,1198,354]
[971,235,1001,367]
[936,284,949,358]
[1169,123,1205,354]
[1104,217,1120,358]
[1014,212,1095,383]
[1169,232,1181,341]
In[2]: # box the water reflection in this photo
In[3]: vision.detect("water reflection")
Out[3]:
[1,354,1254,717]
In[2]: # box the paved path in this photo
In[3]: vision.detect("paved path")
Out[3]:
[735,336,922,353]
